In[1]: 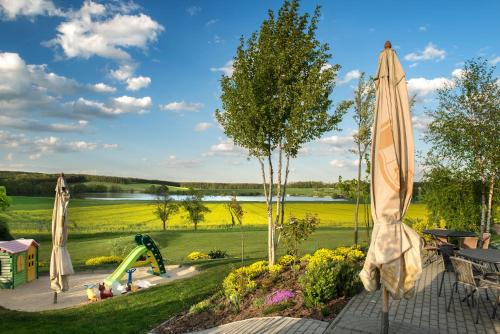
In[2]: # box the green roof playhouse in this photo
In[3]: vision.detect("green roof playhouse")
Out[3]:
[0,239,39,289]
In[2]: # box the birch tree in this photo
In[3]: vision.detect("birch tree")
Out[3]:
[216,0,348,264]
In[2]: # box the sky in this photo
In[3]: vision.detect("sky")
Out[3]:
[0,0,498,183]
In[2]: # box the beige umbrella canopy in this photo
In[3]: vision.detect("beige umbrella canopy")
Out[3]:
[50,174,74,294]
[359,42,422,300]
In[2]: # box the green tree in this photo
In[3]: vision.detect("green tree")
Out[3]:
[182,189,210,231]
[153,185,179,231]
[215,0,349,264]
[425,58,500,233]
[0,186,13,240]
[350,73,375,245]
[280,213,319,256]
[226,195,246,262]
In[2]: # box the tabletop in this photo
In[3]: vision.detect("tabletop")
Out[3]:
[457,249,500,264]
[423,229,477,238]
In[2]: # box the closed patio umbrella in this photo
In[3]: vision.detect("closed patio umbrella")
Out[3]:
[359,41,422,333]
[50,173,74,303]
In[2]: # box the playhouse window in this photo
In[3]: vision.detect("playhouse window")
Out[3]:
[17,255,25,272]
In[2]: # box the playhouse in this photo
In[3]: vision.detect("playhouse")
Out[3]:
[0,239,39,289]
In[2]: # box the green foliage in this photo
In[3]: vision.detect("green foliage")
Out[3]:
[422,166,481,231]
[189,299,212,314]
[208,249,227,259]
[0,215,13,241]
[186,251,210,261]
[277,254,296,266]
[109,237,136,257]
[182,189,210,230]
[0,186,11,211]
[404,217,445,243]
[226,195,244,227]
[280,213,319,256]
[153,185,179,230]
[299,248,363,307]
[262,301,291,315]
[222,260,268,308]
[85,255,123,266]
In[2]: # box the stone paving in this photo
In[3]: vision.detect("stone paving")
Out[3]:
[326,260,500,334]
[189,317,328,334]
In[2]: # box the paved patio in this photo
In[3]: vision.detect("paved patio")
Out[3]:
[326,260,499,334]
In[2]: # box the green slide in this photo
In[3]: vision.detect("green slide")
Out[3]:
[104,245,147,286]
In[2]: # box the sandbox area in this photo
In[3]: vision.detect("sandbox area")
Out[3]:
[0,265,198,312]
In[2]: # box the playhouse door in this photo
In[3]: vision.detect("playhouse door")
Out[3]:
[27,246,36,282]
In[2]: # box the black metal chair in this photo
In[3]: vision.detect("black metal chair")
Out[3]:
[438,244,455,297]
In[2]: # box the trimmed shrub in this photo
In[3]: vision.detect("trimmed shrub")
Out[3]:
[189,299,211,314]
[208,249,227,259]
[186,251,210,261]
[222,260,268,308]
[278,254,296,267]
[85,255,123,266]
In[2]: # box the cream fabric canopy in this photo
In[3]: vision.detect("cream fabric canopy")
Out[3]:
[359,47,422,300]
[50,175,74,292]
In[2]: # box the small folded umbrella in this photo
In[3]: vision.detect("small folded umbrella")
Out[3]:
[359,41,422,333]
[50,173,74,303]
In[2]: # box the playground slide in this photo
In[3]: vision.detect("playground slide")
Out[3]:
[104,245,147,286]
[104,234,167,287]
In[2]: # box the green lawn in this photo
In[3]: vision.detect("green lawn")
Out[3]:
[0,259,244,334]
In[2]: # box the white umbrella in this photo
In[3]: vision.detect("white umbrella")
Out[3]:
[50,173,74,303]
[359,41,422,333]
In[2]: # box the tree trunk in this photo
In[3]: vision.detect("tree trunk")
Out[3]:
[480,171,487,234]
[163,220,166,231]
[486,171,496,233]
[354,149,362,245]
[280,156,290,225]
[267,154,275,265]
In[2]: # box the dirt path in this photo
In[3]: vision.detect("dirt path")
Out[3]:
[0,265,198,312]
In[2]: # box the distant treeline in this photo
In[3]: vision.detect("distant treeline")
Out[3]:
[178,181,334,189]
[0,171,180,196]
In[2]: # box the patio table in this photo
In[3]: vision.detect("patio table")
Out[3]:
[423,229,477,238]
[457,249,500,271]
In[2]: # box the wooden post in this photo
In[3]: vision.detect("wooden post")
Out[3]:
[53,291,58,304]
[381,285,389,334]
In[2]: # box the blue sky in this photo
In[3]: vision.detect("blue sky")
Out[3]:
[0,0,498,182]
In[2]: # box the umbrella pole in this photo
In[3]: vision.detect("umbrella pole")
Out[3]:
[381,286,389,334]
[53,291,58,304]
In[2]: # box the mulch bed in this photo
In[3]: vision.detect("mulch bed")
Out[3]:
[156,265,350,334]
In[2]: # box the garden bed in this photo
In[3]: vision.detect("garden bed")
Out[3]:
[156,248,365,334]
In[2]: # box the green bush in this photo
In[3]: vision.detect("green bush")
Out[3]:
[208,249,227,259]
[299,260,362,307]
[85,255,123,266]
[186,251,210,261]
[189,299,211,314]
[0,215,13,241]
[222,260,268,308]
[278,255,296,266]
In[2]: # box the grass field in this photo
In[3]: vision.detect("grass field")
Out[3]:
[5,196,428,233]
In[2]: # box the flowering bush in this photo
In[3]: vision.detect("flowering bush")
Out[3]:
[265,290,295,305]
[85,255,123,266]
[186,251,210,261]
[223,260,269,307]
[133,259,149,267]
[268,264,283,277]
[299,253,312,264]
[306,247,365,271]
[278,255,296,267]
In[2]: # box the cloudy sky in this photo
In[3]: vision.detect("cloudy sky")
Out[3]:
[0,0,498,182]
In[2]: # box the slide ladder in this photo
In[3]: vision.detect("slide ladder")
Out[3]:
[104,234,166,287]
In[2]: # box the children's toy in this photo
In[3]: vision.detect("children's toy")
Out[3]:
[104,234,166,287]
[126,268,136,291]
[84,284,98,302]
[98,283,113,299]
[0,239,39,289]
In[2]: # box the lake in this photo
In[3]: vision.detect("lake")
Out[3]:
[82,193,346,202]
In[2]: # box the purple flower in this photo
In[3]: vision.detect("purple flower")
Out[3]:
[265,290,295,305]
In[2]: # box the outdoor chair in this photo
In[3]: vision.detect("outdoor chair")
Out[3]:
[447,256,500,323]
[459,237,478,249]
[438,244,455,297]
[422,237,440,267]
[480,233,491,249]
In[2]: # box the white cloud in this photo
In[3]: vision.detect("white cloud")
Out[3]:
[194,122,212,132]
[407,77,451,99]
[330,159,346,168]
[109,63,136,81]
[64,96,151,118]
[113,95,151,114]
[338,69,361,85]
[206,139,247,157]
[93,82,116,93]
[412,115,432,131]
[0,115,89,132]
[5,153,13,161]
[318,135,353,147]
[409,63,418,68]
[210,60,234,76]
[404,43,446,62]
[451,68,464,79]
[489,56,500,65]
[0,0,61,20]
[163,155,201,168]
[186,6,201,16]
[45,1,163,61]
[205,19,218,26]
[160,101,204,112]
[419,26,427,32]
[126,76,151,91]
[103,143,118,149]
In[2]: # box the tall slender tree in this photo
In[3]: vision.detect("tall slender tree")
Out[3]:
[216,0,349,264]
[153,185,179,231]
[425,58,500,233]
[350,73,375,245]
